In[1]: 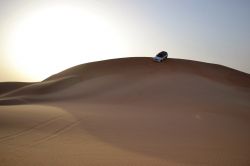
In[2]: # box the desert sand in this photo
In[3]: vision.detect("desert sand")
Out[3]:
[0,57,250,166]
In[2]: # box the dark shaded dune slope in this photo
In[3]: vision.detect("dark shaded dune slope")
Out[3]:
[2,76,81,97]
[0,82,33,95]
[0,76,82,105]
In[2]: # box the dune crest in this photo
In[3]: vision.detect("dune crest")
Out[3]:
[0,58,249,105]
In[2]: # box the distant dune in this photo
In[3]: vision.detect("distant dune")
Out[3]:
[0,57,250,166]
[0,82,33,96]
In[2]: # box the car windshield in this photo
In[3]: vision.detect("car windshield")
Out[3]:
[156,52,166,58]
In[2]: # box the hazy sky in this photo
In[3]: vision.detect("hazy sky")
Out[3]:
[0,0,250,81]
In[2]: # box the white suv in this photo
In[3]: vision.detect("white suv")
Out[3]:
[153,51,168,62]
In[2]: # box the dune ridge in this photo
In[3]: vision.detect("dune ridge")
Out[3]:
[45,57,250,87]
[0,58,249,105]
[0,82,33,96]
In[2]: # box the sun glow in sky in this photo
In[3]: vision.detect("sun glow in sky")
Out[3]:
[4,4,129,80]
[0,0,250,81]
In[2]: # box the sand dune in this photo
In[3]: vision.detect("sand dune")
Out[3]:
[0,57,250,166]
[0,75,82,104]
[0,82,32,96]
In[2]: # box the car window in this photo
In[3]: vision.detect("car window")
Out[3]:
[156,53,166,58]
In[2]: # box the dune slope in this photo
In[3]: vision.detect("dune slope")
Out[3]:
[0,82,33,96]
[0,57,249,166]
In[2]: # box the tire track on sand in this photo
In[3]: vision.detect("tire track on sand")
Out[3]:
[31,120,80,146]
[0,116,62,143]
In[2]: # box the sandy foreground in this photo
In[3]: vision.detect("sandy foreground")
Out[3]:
[0,58,250,166]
